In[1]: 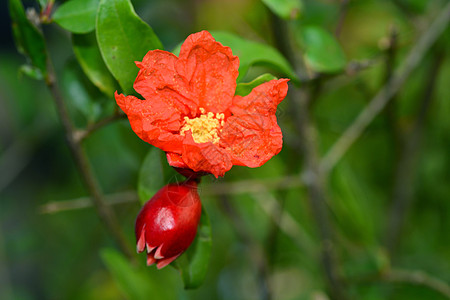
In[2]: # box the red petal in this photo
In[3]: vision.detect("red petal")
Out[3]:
[156,253,181,269]
[166,152,189,169]
[220,114,283,168]
[231,79,289,117]
[181,133,233,178]
[154,244,165,259]
[136,224,146,253]
[146,243,156,253]
[220,79,288,167]
[146,254,157,266]
[115,92,184,153]
[176,31,239,114]
[134,50,196,115]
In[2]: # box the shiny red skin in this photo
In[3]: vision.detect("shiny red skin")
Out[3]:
[135,181,201,268]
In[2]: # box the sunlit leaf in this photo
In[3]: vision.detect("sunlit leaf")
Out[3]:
[19,64,43,80]
[138,147,165,205]
[53,0,99,33]
[261,0,302,20]
[96,0,163,94]
[9,0,47,77]
[173,207,212,289]
[72,32,118,96]
[235,73,277,96]
[298,26,346,73]
[211,31,298,83]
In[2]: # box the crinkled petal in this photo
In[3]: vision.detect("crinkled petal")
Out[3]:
[134,50,196,115]
[181,133,232,178]
[231,79,289,117]
[220,79,287,167]
[176,31,239,113]
[219,114,282,168]
[115,92,184,153]
[166,152,189,169]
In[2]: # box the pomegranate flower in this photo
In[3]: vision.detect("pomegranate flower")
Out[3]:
[116,30,289,177]
[135,181,202,269]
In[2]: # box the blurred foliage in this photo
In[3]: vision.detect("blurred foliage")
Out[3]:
[1,0,450,299]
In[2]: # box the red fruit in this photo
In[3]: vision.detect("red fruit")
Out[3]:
[135,181,202,269]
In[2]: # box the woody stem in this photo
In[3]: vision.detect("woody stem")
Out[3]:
[44,56,135,262]
[271,13,349,300]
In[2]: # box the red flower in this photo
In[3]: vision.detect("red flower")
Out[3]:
[135,181,202,269]
[116,31,289,177]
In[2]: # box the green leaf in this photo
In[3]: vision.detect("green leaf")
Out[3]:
[9,0,47,77]
[211,31,298,83]
[52,0,99,34]
[19,64,44,80]
[235,73,277,96]
[262,0,302,20]
[61,58,103,123]
[96,0,163,94]
[72,32,118,96]
[38,0,50,9]
[173,207,212,289]
[101,248,177,300]
[138,147,165,205]
[298,26,346,73]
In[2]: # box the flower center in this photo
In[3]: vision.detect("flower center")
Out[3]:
[180,108,225,144]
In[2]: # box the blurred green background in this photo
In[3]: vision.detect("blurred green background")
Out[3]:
[1,0,449,299]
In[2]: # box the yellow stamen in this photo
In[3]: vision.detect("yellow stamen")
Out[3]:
[180,108,225,144]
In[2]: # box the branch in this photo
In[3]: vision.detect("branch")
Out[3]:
[252,191,317,257]
[39,191,138,214]
[39,176,303,213]
[271,10,349,298]
[319,2,450,174]
[44,59,135,261]
[202,175,303,196]
[385,48,445,256]
[290,85,349,300]
[383,269,450,299]
[74,111,127,143]
[335,0,350,38]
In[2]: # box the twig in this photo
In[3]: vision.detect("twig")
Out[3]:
[319,2,450,174]
[355,268,450,299]
[335,0,350,38]
[293,86,348,300]
[382,269,450,299]
[75,111,127,143]
[382,25,400,150]
[252,191,317,257]
[271,9,349,298]
[39,191,139,214]
[44,59,135,261]
[385,49,444,256]
[202,175,303,196]
[38,176,303,213]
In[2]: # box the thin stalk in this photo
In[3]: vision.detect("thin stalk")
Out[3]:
[44,58,135,261]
